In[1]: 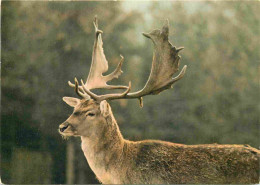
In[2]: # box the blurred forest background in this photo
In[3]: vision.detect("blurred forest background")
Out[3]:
[1,1,259,184]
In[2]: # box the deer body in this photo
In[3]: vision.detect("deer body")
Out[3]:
[59,18,260,184]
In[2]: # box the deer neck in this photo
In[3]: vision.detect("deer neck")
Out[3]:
[80,113,124,182]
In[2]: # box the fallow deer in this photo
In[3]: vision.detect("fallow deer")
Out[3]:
[59,18,260,184]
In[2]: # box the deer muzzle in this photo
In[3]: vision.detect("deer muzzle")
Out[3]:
[59,122,69,132]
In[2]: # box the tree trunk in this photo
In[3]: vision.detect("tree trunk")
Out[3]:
[66,140,75,184]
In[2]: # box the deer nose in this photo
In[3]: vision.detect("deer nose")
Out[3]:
[59,123,69,132]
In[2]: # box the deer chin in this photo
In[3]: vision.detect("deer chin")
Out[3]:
[58,130,80,139]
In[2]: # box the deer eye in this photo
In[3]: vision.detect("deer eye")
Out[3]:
[86,112,95,117]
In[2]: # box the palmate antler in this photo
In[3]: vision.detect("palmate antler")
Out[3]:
[69,18,187,107]
[68,17,130,98]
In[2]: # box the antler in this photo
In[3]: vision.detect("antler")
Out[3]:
[69,18,187,106]
[68,17,129,98]
[125,20,187,100]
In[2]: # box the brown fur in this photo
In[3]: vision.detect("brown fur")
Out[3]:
[59,99,260,184]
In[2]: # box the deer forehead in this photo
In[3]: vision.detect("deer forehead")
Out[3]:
[75,99,100,111]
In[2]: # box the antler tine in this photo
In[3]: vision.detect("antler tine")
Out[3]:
[93,16,103,35]
[170,65,187,84]
[104,81,131,101]
[81,79,131,102]
[68,80,85,93]
[74,78,89,98]
[78,79,98,100]
[102,55,128,89]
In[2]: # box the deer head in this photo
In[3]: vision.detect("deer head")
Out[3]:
[59,17,187,137]
[59,98,113,138]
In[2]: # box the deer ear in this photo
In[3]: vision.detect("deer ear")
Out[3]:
[63,97,80,107]
[100,100,111,118]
